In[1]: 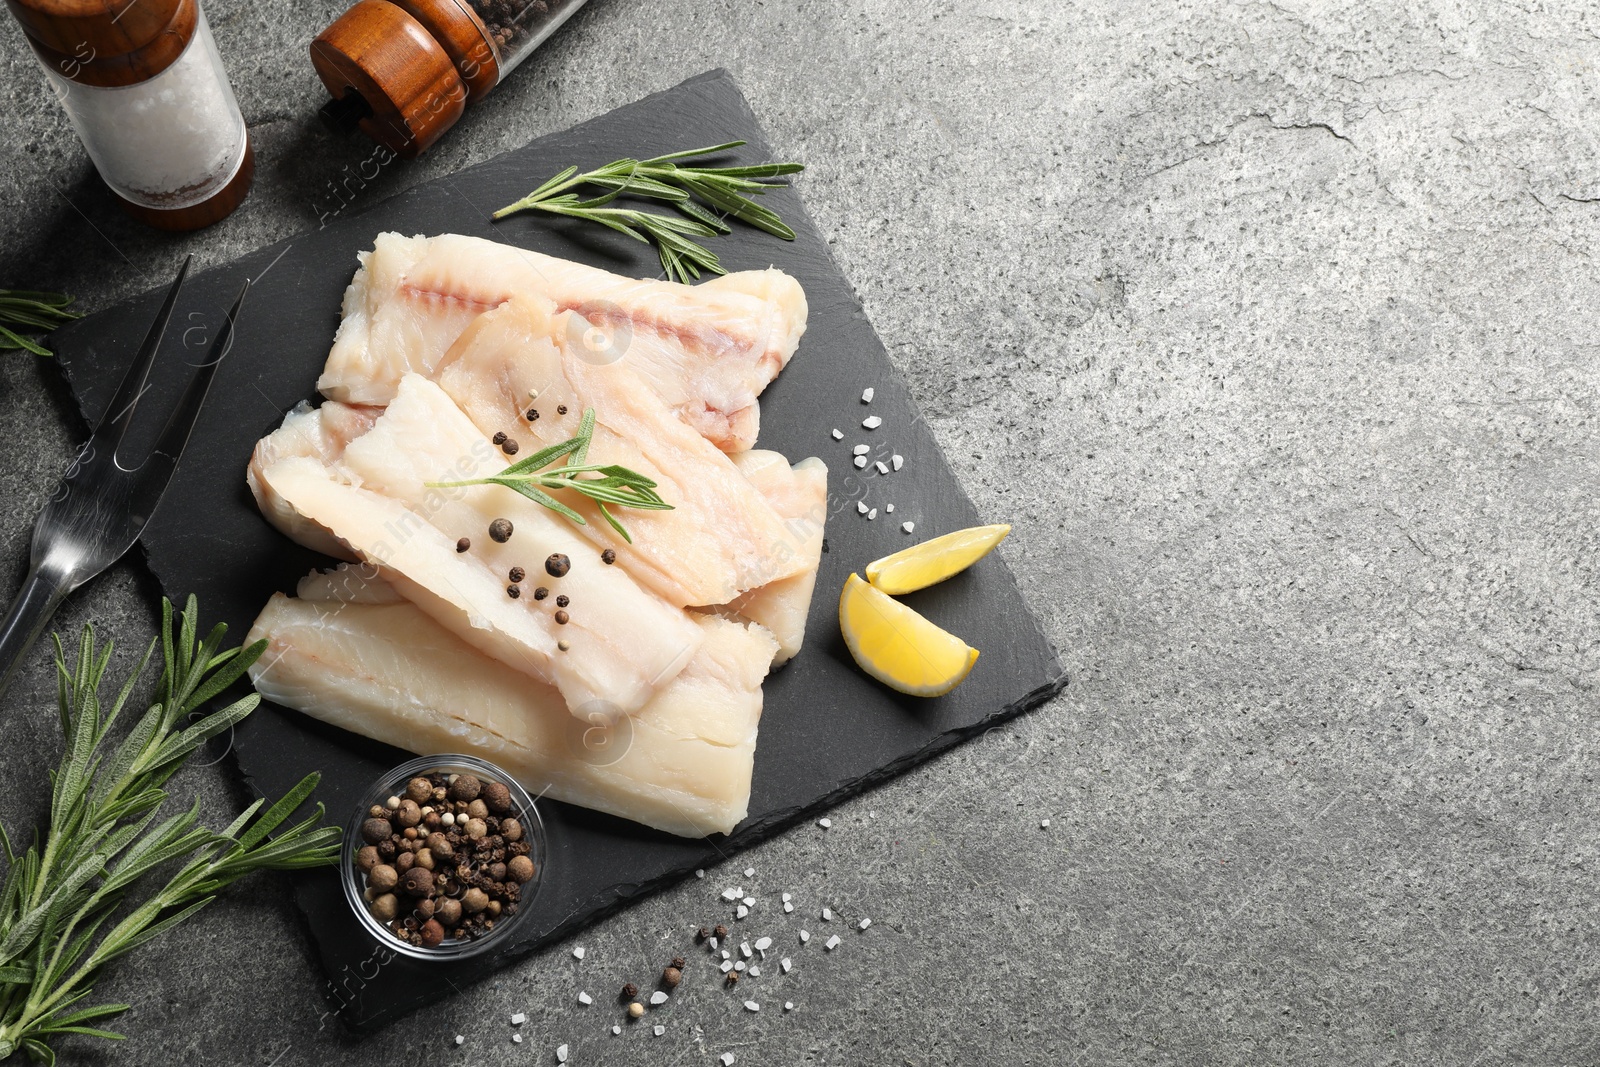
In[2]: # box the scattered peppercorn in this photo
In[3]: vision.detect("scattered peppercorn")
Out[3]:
[508,585,521,599]
[714,924,728,939]
[696,927,712,943]
[361,817,393,845]
[601,548,616,565]
[557,404,568,415]
[670,956,686,971]
[621,982,638,1001]
[533,587,549,601]
[557,639,570,652]
[508,566,526,583]
[555,594,569,608]
[488,518,513,543]
[492,431,507,445]
[526,408,540,421]
[502,439,519,455]
[724,971,739,987]
[662,967,682,988]
[628,1002,644,1019]
[545,553,570,578]
[456,537,470,553]
[554,610,569,625]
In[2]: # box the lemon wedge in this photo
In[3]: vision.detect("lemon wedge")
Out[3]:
[865,524,1011,595]
[839,574,979,696]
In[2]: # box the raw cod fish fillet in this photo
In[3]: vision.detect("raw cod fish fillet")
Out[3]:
[245,400,377,561]
[318,232,808,451]
[435,297,816,608]
[701,450,828,665]
[251,376,703,718]
[248,576,778,837]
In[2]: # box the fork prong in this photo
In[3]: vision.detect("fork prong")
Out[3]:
[97,254,192,444]
[150,278,248,464]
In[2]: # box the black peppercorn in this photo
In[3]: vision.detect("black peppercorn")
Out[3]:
[502,439,519,455]
[696,926,711,943]
[456,537,471,553]
[492,431,507,445]
[670,956,685,971]
[601,548,616,565]
[621,982,638,1001]
[526,408,539,421]
[714,924,728,939]
[533,587,548,601]
[555,594,569,607]
[488,518,513,543]
[509,566,525,583]
[544,553,570,578]
[508,585,521,599]
[557,404,568,415]
[725,971,739,987]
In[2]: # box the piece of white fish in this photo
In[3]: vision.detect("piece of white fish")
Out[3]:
[434,297,813,608]
[318,232,807,451]
[245,400,377,560]
[248,580,777,837]
[252,377,703,717]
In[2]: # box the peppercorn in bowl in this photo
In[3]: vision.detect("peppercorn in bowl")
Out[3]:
[342,754,545,960]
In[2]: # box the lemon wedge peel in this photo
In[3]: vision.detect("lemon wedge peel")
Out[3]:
[838,574,979,698]
[865,524,1011,595]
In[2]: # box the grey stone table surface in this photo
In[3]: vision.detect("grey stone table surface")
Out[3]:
[2,0,1598,1063]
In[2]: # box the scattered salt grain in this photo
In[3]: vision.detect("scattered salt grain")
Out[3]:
[1041,818,1051,829]
[578,991,592,1005]
[721,948,730,959]
[781,892,792,902]
[799,930,810,943]
[572,946,585,960]
[875,461,888,474]
[611,1025,621,1035]
[831,429,843,440]
[741,942,753,958]
[821,907,832,921]
[722,888,739,901]
[892,454,903,471]
[653,1024,665,1037]
[781,957,792,973]
[818,818,832,829]
[784,1002,794,1012]
[755,936,772,952]
[696,869,705,878]
[720,1053,736,1066]
[825,934,842,951]
[783,901,793,913]
[557,1045,569,1063]
[852,444,870,456]
[513,1034,523,1044]
[736,904,749,919]
[859,918,872,930]
[720,960,734,972]
[749,964,761,976]
[455,1035,465,1046]
[902,522,915,534]
[734,960,745,972]
[512,1013,527,1025]
[862,387,875,403]
[744,866,755,877]
[856,501,867,515]
[743,896,756,907]
[862,415,882,429]
[710,937,720,951]
[650,990,669,1006]
[744,1000,760,1012]
[853,456,867,469]
[868,508,877,520]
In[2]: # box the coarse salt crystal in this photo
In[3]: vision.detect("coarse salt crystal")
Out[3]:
[862,415,882,429]
[781,957,792,973]
[859,918,872,930]
[799,930,810,943]
[741,941,753,958]
[853,456,868,469]
[748,964,761,976]
[710,937,720,951]
[902,522,915,534]
[572,946,585,960]
[818,818,832,829]
[513,1034,523,1044]
[821,907,832,921]
[744,866,755,877]
[831,429,843,440]
[734,960,745,972]
[557,1045,569,1063]
[722,888,739,901]
[611,1025,621,1035]
[781,892,792,902]
[650,990,669,1006]
[721,1054,736,1066]
[696,869,705,878]
[875,461,888,474]
[654,1024,665,1037]
[892,454,904,470]
[578,991,592,1005]
[720,960,734,972]
[825,934,842,951]
[784,1002,794,1011]
[455,1035,465,1046]
[721,948,730,959]
[783,901,794,913]
[856,501,868,515]
[852,444,870,456]
[755,936,772,951]
[862,387,875,403]
[736,904,749,919]
[868,508,877,520]
[1041,818,1051,828]
[512,1012,527,1025]
[744,1000,760,1012]
[743,896,756,907]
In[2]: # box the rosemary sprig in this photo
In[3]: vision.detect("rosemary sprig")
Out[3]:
[0,290,81,357]
[0,597,340,1063]
[427,407,671,543]
[492,141,804,284]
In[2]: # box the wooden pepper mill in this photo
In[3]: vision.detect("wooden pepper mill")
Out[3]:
[5,0,254,230]
[311,0,590,158]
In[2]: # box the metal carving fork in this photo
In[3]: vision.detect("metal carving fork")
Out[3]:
[0,257,249,698]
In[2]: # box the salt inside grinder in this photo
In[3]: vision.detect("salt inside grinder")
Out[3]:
[6,0,253,230]
[311,0,590,158]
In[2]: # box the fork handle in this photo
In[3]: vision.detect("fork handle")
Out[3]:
[0,563,74,701]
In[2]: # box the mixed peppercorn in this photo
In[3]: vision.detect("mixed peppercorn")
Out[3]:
[354,770,535,949]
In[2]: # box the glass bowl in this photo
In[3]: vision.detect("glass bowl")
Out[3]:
[341,753,546,961]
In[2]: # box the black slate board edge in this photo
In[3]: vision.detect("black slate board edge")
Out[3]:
[47,69,1068,1035]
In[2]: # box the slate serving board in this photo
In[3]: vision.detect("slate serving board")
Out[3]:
[47,70,1065,1032]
